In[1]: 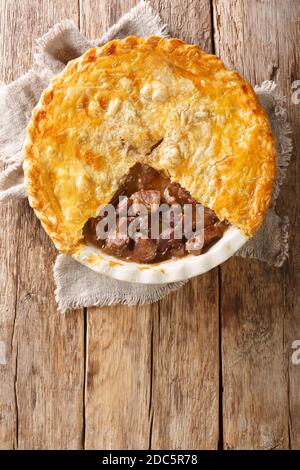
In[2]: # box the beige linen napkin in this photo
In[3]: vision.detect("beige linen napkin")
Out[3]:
[0,1,292,311]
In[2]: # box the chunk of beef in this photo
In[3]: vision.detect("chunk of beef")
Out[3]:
[157,235,173,254]
[203,224,224,246]
[185,231,204,255]
[83,216,105,248]
[204,207,218,227]
[157,211,184,254]
[183,205,219,233]
[131,238,158,263]
[116,196,131,216]
[163,183,197,206]
[169,240,186,258]
[104,218,130,257]
[128,214,149,240]
[83,162,227,263]
[135,163,168,192]
[186,224,224,255]
[105,236,129,257]
[130,190,161,212]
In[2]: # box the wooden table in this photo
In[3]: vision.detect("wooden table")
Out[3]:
[0,0,299,450]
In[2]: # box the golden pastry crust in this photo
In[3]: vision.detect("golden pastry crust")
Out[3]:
[24,36,276,254]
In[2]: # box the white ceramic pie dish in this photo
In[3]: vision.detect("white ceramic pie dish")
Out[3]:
[73,225,248,284]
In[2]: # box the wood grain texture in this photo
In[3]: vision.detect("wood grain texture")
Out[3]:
[150,0,220,450]
[214,0,300,450]
[84,304,155,449]
[0,199,18,449]
[150,274,219,449]
[274,1,300,450]
[0,0,85,450]
[150,0,212,49]
[80,0,220,450]
[80,0,153,450]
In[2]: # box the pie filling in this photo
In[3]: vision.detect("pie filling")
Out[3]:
[83,164,228,264]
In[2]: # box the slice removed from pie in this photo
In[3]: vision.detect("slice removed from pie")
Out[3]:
[23,36,276,255]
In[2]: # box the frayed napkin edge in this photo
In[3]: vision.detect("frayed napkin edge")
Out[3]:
[53,254,187,313]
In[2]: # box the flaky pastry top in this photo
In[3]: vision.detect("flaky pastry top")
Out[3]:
[24,36,276,254]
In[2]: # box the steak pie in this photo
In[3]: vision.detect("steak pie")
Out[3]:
[23,36,276,264]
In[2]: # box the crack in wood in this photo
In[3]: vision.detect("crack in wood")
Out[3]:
[211,0,223,450]
[270,64,279,81]
[283,275,292,450]
[148,318,154,420]
[148,305,156,450]
[287,366,292,450]
[78,0,81,30]
[11,240,19,450]
[217,267,224,450]
[148,409,154,451]
[82,308,87,450]
[13,343,19,450]
[210,0,216,54]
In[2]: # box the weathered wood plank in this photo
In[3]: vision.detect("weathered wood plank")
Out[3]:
[80,0,155,450]
[81,0,219,450]
[79,0,137,39]
[84,304,155,449]
[150,0,213,49]
[0,3,19,447]
[150,273,220,449]
[0,0,85,450]
[0,198,18,449]
[149,0,220,450]
[274,1,300,450]
[214,0,299,450]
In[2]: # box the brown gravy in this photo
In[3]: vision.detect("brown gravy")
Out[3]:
[83,163,228,263]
